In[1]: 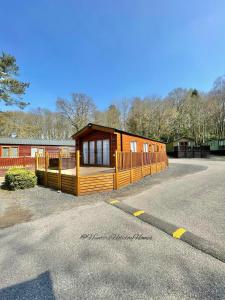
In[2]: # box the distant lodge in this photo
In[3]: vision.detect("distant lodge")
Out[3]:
[0,138,75,158]
[207,139,225,155]
[166,137,225,158]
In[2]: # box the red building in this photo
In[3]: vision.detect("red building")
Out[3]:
[72,123,166,167]
[0,137,75,158]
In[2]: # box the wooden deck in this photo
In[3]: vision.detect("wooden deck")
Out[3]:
[35,150,168,196]
[41,166,114,176]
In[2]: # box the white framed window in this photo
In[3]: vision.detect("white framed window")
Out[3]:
[2,147,10,158]
[130,141,137,152]
[31,148,45,157]
[143,143,148,152]
[11,147,18,157]
[2,146,18,158]
[31,148,38,157]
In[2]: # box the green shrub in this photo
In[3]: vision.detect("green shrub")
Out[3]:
[5,168,37,190]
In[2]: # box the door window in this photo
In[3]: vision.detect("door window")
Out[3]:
[89,141,95,164]
[83,142,88,164]
[103,139,110,165]
[97,140,103,165]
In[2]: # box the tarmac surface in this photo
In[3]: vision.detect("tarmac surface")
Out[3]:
[0,158,225,299]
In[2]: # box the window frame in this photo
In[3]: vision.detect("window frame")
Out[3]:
[1,146,19,158]
[130,141,137,152]
[31,147,45,157]
[143,143,149,153]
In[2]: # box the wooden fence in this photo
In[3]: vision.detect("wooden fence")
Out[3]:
[36,150,168,196]
[0,156,35,169]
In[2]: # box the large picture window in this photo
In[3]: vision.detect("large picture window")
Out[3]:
[82,139,110,166]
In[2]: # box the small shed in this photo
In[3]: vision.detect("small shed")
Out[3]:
[166,137,195,155]
[72,123,166,167]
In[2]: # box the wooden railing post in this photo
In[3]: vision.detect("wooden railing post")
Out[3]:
[130,151,133,183]
[44,152,49,186]
[141,151,144,178]
[35,153,38,172]
[156,152,158,172]
[58,151,62,190]
[76,150,80,196]
[114,150,118,189]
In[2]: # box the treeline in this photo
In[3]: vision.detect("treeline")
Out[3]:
[1,75,225,143]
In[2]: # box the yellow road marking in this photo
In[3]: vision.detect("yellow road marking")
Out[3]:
[172,228,186,239]
[110,200,120,205]
[133,210,145,217]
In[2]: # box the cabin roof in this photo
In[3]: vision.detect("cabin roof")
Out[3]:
[0,137,74,146]
[72,123,165,144]
[168,137,195,144]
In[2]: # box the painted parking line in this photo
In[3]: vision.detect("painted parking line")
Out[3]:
[106,200,225,263]
[133,210,145,217]
[110,200,120,205]
[172,228,186,239]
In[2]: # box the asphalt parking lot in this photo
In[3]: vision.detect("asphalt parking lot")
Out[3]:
[0,158,225,299]
[123,158,225,246]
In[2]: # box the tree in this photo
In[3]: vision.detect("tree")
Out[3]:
[119,98,130,131]
[0,52,29,108]
[105,104,121,128]
[56,93,96,132]
[210,75,225,138]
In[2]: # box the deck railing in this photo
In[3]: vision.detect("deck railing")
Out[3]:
[117,151,168,171]
[35,150,168,196]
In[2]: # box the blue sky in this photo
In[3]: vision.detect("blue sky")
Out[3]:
[1,0,225,111]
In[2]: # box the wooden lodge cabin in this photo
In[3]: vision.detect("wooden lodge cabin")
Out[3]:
[72,123,166,168]
[0,137,75,158]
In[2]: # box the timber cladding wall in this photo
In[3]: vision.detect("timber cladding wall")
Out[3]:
[117,170,130,188]
[117,162,167,189]
[79,173,114,195]
[36,171,77,195]
[61,174,76,195]
[118,133,166,153]
[47,172,59,190]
